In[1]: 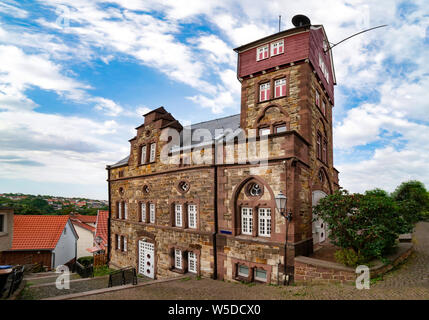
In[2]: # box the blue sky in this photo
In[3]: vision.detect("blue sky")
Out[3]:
[0,0,428,200]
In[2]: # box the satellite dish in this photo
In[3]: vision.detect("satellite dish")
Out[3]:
[292,14,311,27]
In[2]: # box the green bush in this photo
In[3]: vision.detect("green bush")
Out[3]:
[77,256,94,267]
[313,189,411,264]
[392,181,429,223]
[334,248,362,267]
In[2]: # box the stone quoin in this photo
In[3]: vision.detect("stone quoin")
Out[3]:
[106,17,339,284]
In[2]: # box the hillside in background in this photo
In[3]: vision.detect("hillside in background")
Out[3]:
[0,193,108,215]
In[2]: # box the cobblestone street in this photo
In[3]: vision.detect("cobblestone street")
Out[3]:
[72,222,429,300]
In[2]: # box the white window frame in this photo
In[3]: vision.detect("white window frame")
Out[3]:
[149,203,156,223]
[254,268,267,282]
[118,202,122,219]
[175,249,182,269]
[259,127,270,136]
[315,90,320,107]
[149,143,156,162]
[124,202,128,220]
[188,251,197,274]
[274,78,286,98]
[123,237,127,252]
[318,53,330,84]
[258,208,271,237]
[271,39,284,56]
[256,44,269,61]
[141,145,147,164]
[259,82,270,102]
[275,124,287,133]
[175,204,182,227]
[241,207,253,235]
[141,202,146,222]
[117,234,121,250]
[188,204,197,229]
[238,265,249,277]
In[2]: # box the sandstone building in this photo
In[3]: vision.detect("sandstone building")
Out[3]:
[107,17,339,284]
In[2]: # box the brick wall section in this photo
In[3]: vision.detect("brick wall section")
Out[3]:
[294,243,413,284]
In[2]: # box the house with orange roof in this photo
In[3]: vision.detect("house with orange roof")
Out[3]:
[0,215,78,270]
[87,210,108,255]
[69,214,96,258]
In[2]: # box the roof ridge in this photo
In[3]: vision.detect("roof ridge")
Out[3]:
[185,113,240,127]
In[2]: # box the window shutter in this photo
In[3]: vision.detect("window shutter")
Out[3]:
[281,83,286,96]
[267,87,270,100]
[275,86,280,97]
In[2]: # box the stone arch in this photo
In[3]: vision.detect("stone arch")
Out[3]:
[312,166,332,195]
[253,104,291,131]
[231,175,276,237]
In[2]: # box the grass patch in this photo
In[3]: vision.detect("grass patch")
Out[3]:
[180,277,191,282]
[17,282,35,300]
[93,266,115,277]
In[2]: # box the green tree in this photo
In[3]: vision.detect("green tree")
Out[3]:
[313,189,410,265]
[392,180,429,223]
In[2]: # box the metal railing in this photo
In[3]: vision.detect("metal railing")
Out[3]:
[108,267,137,287]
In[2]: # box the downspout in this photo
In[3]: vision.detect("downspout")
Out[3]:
[283,160,288,284]
[212,165,218,280]
[107,165,112,265]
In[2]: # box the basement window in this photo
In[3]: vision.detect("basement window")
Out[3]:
[254,268,267,282]
[238,265,249,278]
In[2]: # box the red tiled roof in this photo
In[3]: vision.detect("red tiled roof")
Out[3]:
[71,220,95,233]
[11,215,71,250]
[71,214,97,224]
[95,210,108,250]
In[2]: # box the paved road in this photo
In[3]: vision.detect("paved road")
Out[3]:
[74,222,429,300]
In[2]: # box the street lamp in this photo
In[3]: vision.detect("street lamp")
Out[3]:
[275,191,292,285]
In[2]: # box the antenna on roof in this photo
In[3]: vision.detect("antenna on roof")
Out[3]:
[325,24,388,53]
[279,15,281,32]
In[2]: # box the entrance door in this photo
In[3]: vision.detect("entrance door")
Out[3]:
[312,190,328,244]
[138,240,154,279]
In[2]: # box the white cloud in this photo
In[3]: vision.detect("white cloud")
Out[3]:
[0,1,28,18]
[90,97,124,117]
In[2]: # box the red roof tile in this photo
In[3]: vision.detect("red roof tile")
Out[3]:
[71,214,97,224]
[11,215,71,250]
[71,220,95,233]
[95,210,108,250]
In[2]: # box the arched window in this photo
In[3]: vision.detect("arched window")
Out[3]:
[234,178,275,238]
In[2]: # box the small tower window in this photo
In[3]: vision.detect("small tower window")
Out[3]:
[315,90,320,107]
[259,83,270,102]
[271,39,284,56]
[274,78,286,98]
[321,100,326,116]
[256,44,269,61]
[140,145,147,164]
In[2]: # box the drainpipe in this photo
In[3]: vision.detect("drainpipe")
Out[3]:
[107,165,112,265]
[212,165,218,280]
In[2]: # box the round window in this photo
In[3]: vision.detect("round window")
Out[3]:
[143,185,150,194]
[248,183,262,197]
[178,181,190,193]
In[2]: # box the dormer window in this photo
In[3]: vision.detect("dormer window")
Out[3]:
[259,83,270,102]
[256,44,269,61]
[271,40,284,56]
[274,78,286,98]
